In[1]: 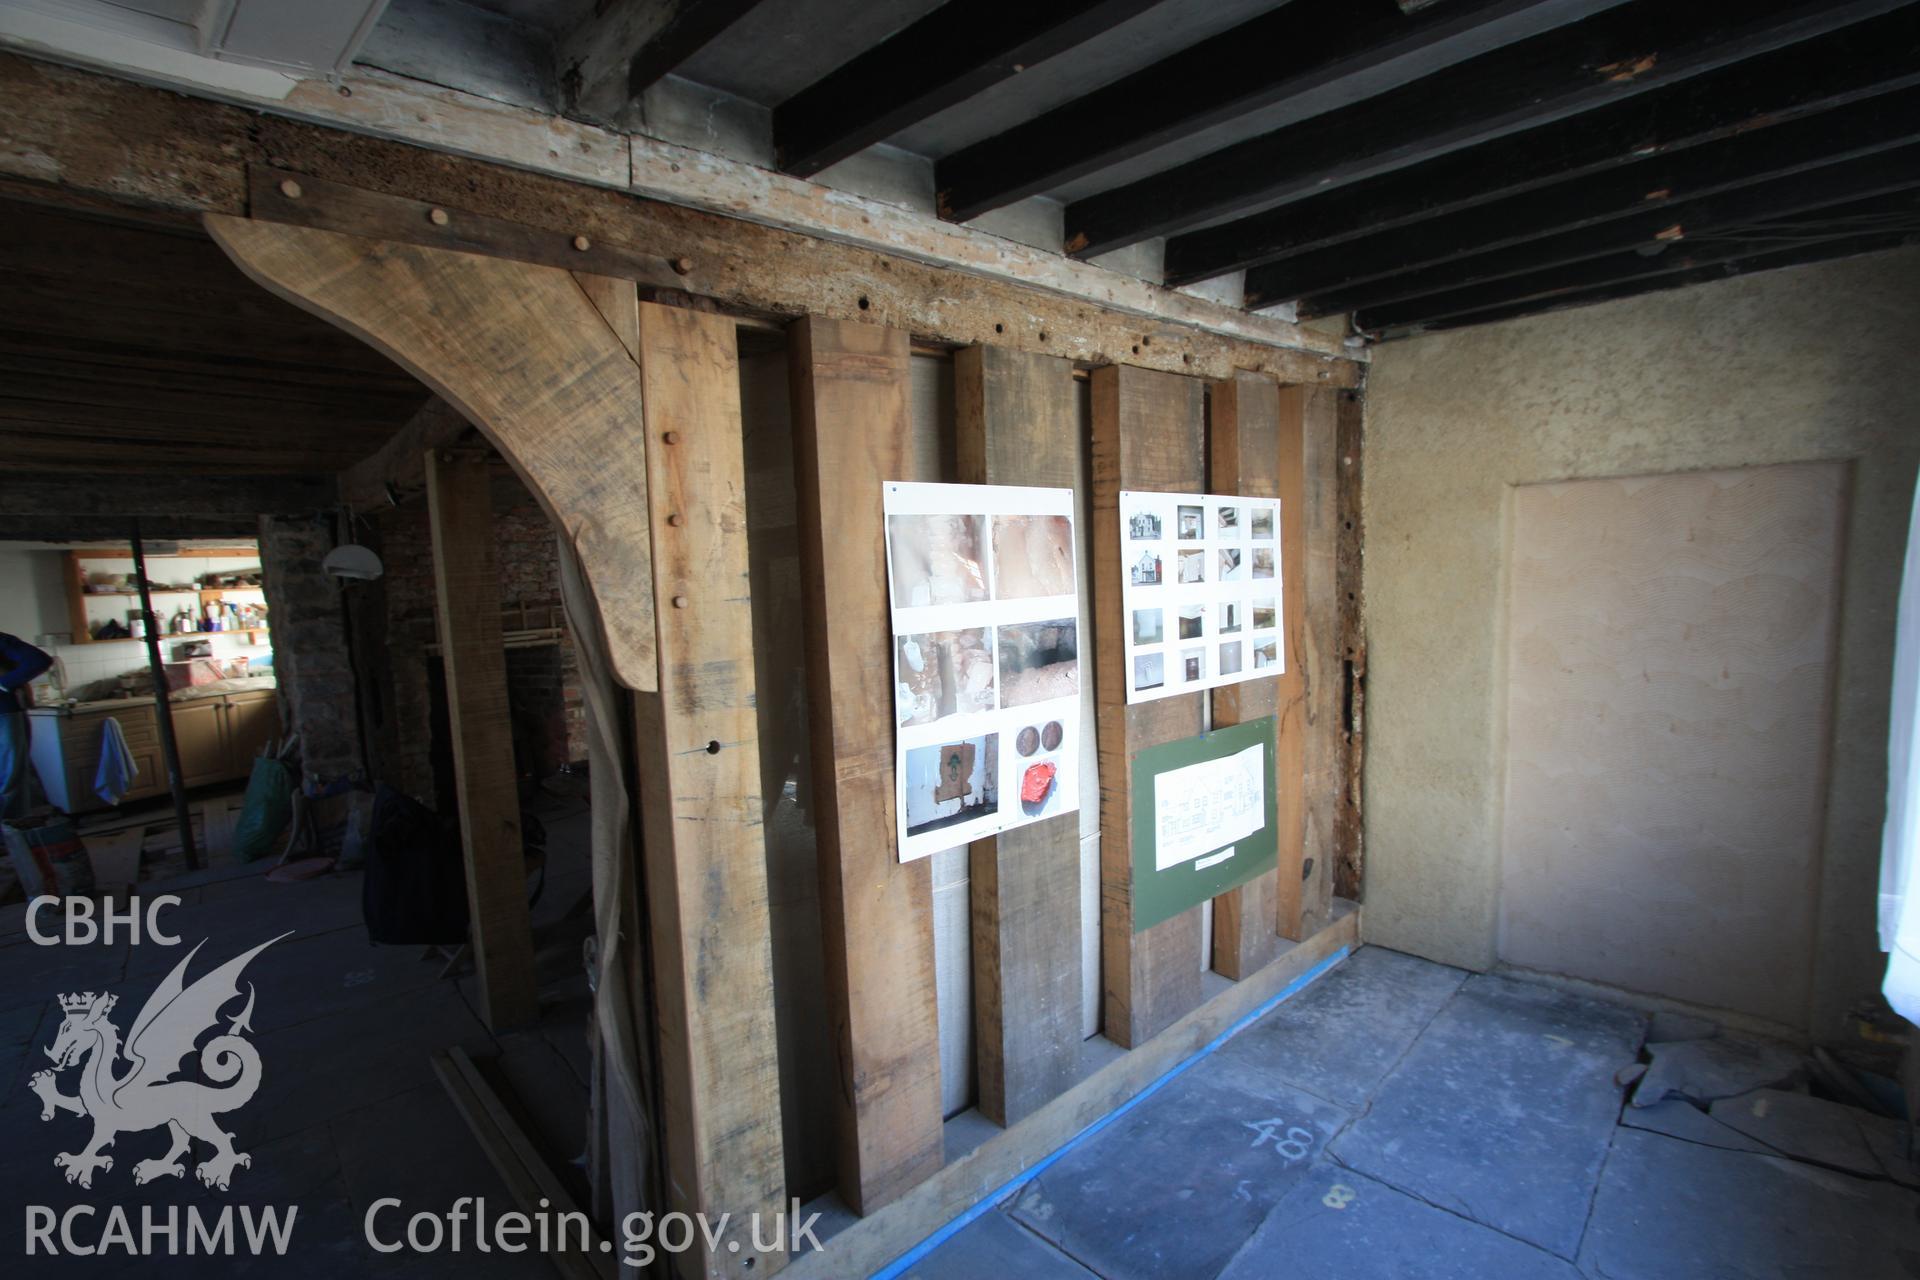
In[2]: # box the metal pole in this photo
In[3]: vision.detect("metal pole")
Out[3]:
[130,520,200,870]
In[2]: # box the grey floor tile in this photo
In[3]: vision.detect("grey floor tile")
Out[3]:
[1619,1099,1774,1155]
[1328,974,1644,1259]
[1856,1112,1920,1188]
[903,1208,1098,1280]
[1205,945,1467,1108]
[1010,1063,1350,1280]
[1631,1033,1803,1109]
[1217,1164,1582,1279]
[247,982,492,1146]
[1581,1127,1920,1280]
[1707,1089,1881,1176]
[333,1083,544,1280]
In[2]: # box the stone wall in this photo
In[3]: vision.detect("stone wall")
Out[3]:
[258,513,361,784]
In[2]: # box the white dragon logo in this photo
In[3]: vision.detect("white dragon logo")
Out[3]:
[28,933,287,1191]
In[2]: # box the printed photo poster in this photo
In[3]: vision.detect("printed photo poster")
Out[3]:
[884,481,1082,862]
[1120,491,1283,704]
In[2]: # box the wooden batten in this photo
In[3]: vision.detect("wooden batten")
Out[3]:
[955,345,1085,1126]
[1091,364,1207,1048]
[424,450,539,1031]
[630,299,788,1277]
[1206,372,1285,976]
[788,316,944,1214]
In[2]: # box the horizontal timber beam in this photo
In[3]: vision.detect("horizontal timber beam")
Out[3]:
[1244,84,1920,307]
[1299,145,1920,318]
[775,0,1161,178]
[937,0,1563,223]
[1168,5,1920,285]
[1065,0,1912,259]
[1356,193,1920,332]
[1366,231,1918,340]
[0,54,1357,388]
[0,472,333,518]
[0,515,260,541]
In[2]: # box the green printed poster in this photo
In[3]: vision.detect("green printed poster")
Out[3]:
[1130,716,1278,933]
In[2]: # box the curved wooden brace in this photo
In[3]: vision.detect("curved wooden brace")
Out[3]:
[204,213,658,692]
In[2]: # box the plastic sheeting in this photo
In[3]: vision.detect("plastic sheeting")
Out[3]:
[1883,477,1920,1022]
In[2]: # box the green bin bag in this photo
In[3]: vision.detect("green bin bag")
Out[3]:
[231,756,294,863]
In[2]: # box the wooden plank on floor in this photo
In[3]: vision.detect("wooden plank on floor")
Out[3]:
[788,316,943,1214]
[628,300,787,1277]
[1092,363,1206,1048]
[426,449,539,1032]
[1207,371,1284,977]
[1300,386,1341,936]
[433,1049,615,1280]
[955,344,1084,1126]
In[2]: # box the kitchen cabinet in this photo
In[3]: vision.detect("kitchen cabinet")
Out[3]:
[170,698,228,788]
[27,690,282,814]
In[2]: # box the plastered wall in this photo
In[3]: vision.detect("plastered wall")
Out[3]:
[1361,247,1920,1037]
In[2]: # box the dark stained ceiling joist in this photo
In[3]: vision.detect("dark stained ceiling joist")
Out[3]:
[1174,5,1920,287]
[1360,217,1920,339]
[561,0,774,121]
[1243,85,1920,309]
[773,0,1164,178]
[1319,161,1920,321]
[934,0,1558,224]
[1063,0,1915,260]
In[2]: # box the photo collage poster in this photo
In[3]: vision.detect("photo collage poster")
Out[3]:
[883,482,1082,862]
[1118,491,1284,704]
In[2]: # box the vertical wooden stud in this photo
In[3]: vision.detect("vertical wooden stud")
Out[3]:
[631,300,787,1277]
[1300,385,1342,934]
[788,316,943,1214]
[1271,386,1314,941]
[424,450,539,1031]
[1092,364,1206,1048]
[1207,371,1285,977]
[955,345,1084,1125]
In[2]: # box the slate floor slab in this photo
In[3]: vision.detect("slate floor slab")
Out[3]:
[1708,1088,1881,1175]
[1204,945,1466,1108]
[1216,1165,1583,1280]
[1581,1127,1920,1280]
[1010,1060,1351,1280]
[902,1207,1096,1280]
[1619,1098,1774,1155]
[1327,974,1645,1258]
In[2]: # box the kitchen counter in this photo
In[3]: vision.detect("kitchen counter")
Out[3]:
[27,682,282,813]
[31,675,277,716]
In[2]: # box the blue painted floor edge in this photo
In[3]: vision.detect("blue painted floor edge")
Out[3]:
[870,944,1355,1280]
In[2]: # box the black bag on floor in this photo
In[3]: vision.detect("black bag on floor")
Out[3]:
[361,784,469,946]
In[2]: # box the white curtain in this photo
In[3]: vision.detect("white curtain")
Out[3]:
[1882,477,1920,1021]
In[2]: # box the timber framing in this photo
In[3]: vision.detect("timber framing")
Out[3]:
[0,473,333,518]
[0,54,1356,386]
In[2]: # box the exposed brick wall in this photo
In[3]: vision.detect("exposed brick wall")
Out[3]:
[361,464,586,811]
